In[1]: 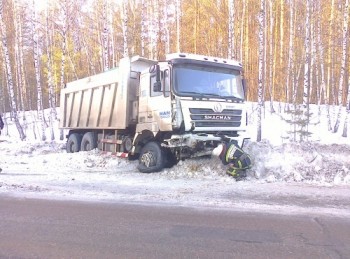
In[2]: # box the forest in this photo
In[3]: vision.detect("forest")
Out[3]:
[0,0,349,140]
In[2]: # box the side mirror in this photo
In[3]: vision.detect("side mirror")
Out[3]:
[153,81,161,92]
[242,79,247,99]
[150,65,162,92]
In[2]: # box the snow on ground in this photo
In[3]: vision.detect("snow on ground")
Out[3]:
[1,103,350,217]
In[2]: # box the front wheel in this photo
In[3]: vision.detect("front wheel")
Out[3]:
[137,141,165,173]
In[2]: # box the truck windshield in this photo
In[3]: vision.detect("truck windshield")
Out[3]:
[173,65,244,100]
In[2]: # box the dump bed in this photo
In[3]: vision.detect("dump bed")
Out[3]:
[60,56,157,130]
[60,58,147,129]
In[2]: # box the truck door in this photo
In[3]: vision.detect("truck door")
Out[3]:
[138,69,172,132]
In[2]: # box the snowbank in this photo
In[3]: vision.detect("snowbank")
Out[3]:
[1,138,350,186]
[1,103,350,217]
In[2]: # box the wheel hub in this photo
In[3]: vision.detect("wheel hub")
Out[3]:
[141,152,156,167]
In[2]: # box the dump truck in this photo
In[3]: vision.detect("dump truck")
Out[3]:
[60,53,249,173]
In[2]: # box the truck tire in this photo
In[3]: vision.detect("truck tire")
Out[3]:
[163,148,178,168]
[122,136,133,152]
[137,141,165,173]
[66,133,82,153]
[81,132,97,151]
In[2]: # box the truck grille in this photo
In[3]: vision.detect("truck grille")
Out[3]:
[189,108,242,127]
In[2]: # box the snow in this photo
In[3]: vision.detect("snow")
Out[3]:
[1,102,350,218]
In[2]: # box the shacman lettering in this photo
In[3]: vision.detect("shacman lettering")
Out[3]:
[204,115,232,120]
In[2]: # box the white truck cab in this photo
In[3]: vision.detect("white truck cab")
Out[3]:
[134,53,249,172]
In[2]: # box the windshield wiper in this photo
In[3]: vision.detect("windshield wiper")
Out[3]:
[200,92,244,101]
[180,91,243,101]
[180,91,201,95]
[220,95,243,101]
[181,91,220,97]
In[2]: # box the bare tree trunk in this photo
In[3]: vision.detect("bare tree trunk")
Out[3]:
[239,1,246,61]
[108,5,115,67]
[102,0,109,70]
[32,0,46,141]
[333,0,349,133]
[141,0,146,56]
[327,0,335,130]
[46,2,56,140]
[155,0,162,59]
[163,0,170,54]
[271,1,278,107]
[257,0,265,142]
[148,1,154,59]
[316,0,326,118]
[279,0,284,74]
[228,0,234,59]
[13,0,23,114]
[176,0,181,53]
[309,3,316,107]
[59,0,68,141]
[267,0,274,112]
[0,2,25,140]
[302,0,311,122]
[122,0,129,58]
[343,69,350,137]
[193,0,198,54]
[286,0,294,109]
[82,36,96,76]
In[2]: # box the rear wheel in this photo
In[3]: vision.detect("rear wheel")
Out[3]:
[137,141,165,173]
[81,132,97,151]
[66,133,82,153]
[122,136,133,152]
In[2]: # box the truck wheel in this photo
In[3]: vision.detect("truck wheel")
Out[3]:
[137,141,165,173]
[163,148,178,168]
[81,132,97,151]
[66,133,82,153]
[122,136,133,152]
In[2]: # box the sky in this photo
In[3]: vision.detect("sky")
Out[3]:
[0,102,350,217]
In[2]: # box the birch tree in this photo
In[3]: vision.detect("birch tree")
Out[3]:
[59,0,68,140]
[0,1,25,140]
[176,0,181,52]
[102,0,110,71]
[316,0,326,118]
[309,3,316,108]
[271,1,278,105]
[46,2,56,140]
[122,0,129,58]
[227,0,234,59]
[162,0,170,54]
[333,0,349,133]
[257,0,265,142]
[279,0,284,70]
[239,1,246,61]
[286,0,294,107]
[302,0,311,120]
[59,1,68,86]
[32,0,46,141]
[343,63,350,137]
[13,0,26,117]
[141,0,146,56]
[148,0,159,59]
[108,3,115,67]
[268,0,275,112]
[326,0,336,130]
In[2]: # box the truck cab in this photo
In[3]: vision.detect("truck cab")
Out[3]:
[134,53,249,173]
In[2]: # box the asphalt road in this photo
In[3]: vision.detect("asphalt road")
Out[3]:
[0,196,349,259]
